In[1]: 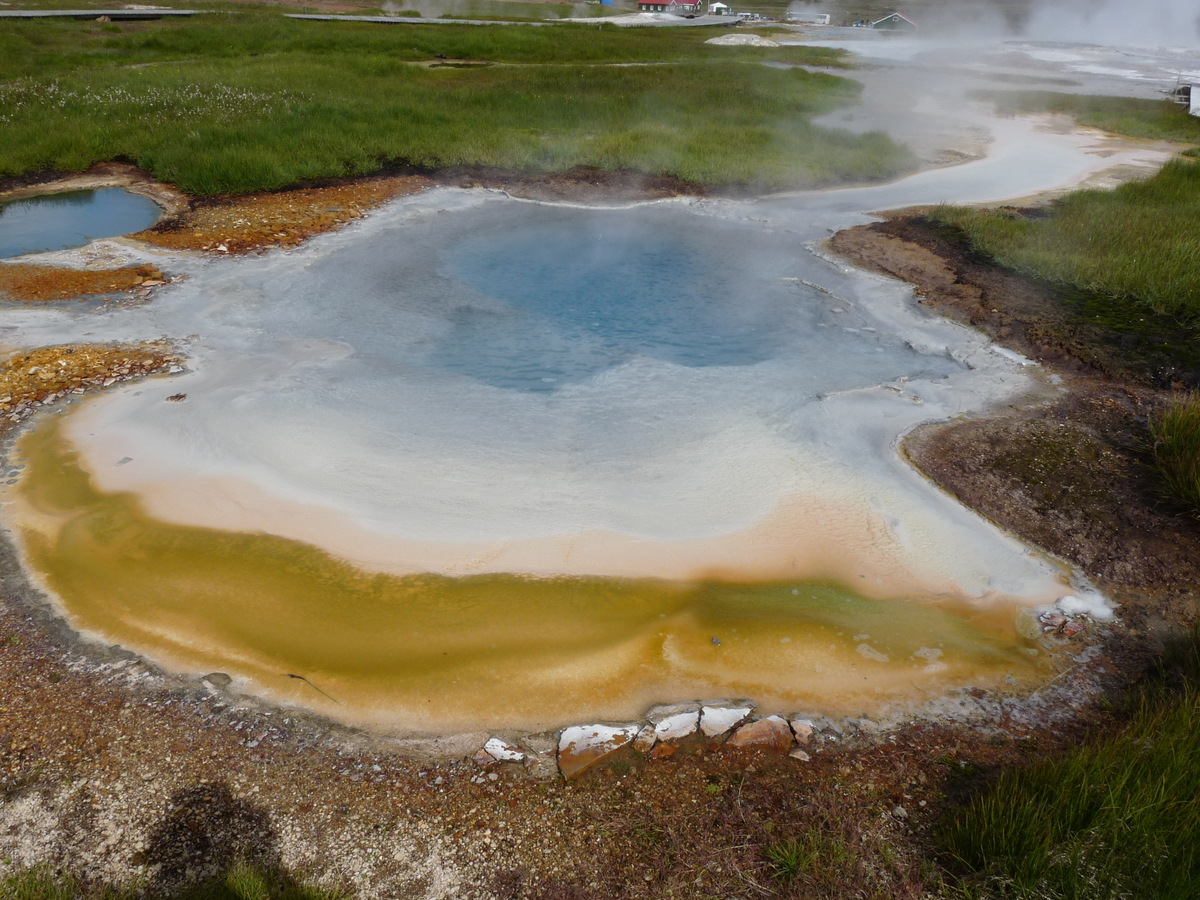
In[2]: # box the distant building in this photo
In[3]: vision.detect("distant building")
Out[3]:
[871,11,917,30]
[786,12,830,25]
[1168,83,1199,117]
[637,0,701,11]
[708,1,733,14]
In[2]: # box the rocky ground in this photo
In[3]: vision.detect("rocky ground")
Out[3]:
[0,578,1102,899]
[0,169,1194,899]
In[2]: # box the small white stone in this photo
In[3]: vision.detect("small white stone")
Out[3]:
[699,706,752,739]
[654,711,699,743]
[483,737,526,763]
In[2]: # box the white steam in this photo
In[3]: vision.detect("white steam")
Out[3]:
[1025,0,1200,47]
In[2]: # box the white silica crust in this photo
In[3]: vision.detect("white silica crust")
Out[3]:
[6,157,1141,601]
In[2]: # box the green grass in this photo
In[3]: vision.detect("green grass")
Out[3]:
[1152,393,1200,515]
[0,863,347,900]
[0,13,911,195]
[764,833,855,884]
[976,91,1200,145]
[930,158,1200,321]
[937,629,1200,900]
[933,92,1200,325]
[0,12,852,79]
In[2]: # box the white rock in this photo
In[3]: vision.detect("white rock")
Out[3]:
[482,737,526,763]
[654,711,699,743]
[1056,592,1114,621]
[557,724,639,779]
[699,706,752,739]
[646,701,699,723]
[706,34,780,46]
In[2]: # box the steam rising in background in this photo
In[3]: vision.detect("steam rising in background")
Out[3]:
[787,0,1200,45]
[1025,0,1200,46]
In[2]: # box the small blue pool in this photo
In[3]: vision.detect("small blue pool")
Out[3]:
[0,188,162,259]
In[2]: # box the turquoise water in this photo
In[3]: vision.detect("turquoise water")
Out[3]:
[0,188,161,259]
[435,219,789,389]
[290,203,952,394]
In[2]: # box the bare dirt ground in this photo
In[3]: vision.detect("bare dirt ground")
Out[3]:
[0,170,1192,898]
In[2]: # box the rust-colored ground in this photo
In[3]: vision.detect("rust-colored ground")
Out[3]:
[132,175,433,254]
[0,263,168,303]
[0,342,183,426]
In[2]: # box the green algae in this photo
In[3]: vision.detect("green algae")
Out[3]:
[8,412,1047,732]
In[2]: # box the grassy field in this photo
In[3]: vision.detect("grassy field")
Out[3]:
[976,91,1200,145]
[0,13,915,196]
[938,629,1200,900]
[930,157,1200,321]
[932,93,1200,323]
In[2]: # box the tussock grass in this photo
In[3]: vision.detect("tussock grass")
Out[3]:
[1152,393,1200,515]
[938,628,1200,900]
[931,158,1200,321]
[0,15,905,195]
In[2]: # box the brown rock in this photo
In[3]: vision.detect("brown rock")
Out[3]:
[725,716,794,753]
[557,724,638,780]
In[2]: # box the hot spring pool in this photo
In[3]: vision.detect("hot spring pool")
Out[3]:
[0,188,1084,734]
[0,188,161,259]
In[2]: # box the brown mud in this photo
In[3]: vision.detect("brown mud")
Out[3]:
[0,172,1191,898]
[0,344,182,424]
[129,166,710,255]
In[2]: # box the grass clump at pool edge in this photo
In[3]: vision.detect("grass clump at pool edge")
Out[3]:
[1152,393,1200,516]
[936,626,1200,900]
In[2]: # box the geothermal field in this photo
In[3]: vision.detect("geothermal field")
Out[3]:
[2,39,1183,734]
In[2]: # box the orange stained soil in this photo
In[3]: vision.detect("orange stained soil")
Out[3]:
[132,175,433,255]
[0,342,183,427]
[0,263,169,303]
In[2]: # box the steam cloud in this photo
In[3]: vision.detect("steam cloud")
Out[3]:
[787,0,1200,46]
[1025,0,1200,47]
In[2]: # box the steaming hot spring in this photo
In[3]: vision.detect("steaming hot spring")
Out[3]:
[5,33,1192,735]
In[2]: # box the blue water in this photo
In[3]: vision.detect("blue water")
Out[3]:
[434,221,789,390]
[0,188,161,259]
[279,202,954,396]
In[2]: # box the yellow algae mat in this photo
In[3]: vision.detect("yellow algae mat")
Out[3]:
[8,414,1048,734]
